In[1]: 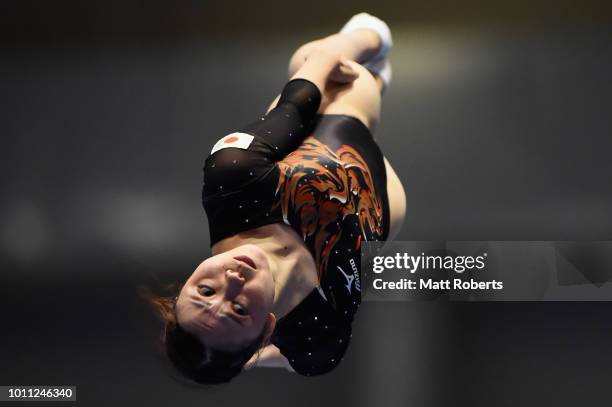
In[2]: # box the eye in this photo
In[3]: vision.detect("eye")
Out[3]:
[232,302,248,316]
[198,285,215,297]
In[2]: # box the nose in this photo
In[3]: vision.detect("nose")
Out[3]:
[225,268,245,297]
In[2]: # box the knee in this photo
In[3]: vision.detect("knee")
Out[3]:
[288,40,324,77]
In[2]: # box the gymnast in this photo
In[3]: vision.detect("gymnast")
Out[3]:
[147,12,406,383]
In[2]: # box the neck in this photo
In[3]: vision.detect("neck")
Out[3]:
[211,224,318,319]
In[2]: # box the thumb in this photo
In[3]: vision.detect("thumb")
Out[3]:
[340,58,359,76]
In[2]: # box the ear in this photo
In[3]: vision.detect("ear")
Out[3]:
[261,313,277,345]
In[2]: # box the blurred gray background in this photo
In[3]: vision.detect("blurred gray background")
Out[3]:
[1,1,612,406]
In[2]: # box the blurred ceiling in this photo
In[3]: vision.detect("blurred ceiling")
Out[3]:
[2,0,612,46]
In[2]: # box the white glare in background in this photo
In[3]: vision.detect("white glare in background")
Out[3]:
[392,28,498,87]
[96,190,203,253]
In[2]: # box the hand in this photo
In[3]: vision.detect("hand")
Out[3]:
[304,49,359,85]
[243,354,258,371]
[241,344,295,371]
[329,57,360,84]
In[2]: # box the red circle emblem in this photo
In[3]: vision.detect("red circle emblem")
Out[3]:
[224,136,239,144]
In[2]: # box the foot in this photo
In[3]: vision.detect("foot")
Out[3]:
[340,12,393,93]
[340,12,393,62]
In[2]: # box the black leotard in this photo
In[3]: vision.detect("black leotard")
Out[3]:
[202,78,390,375]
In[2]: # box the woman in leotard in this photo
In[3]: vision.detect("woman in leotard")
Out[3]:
[147,12,406,384]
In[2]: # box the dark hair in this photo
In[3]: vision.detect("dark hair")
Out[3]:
[141,285,267,384]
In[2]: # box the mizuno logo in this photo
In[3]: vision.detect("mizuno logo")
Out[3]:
[337,265,355,294]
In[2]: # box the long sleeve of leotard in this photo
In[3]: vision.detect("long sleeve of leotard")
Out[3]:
[202,78,322,196]
[241,78,322,160]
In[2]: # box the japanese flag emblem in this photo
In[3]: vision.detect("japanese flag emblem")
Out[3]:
[210,132,254,154]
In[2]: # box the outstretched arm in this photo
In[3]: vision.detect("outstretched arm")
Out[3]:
[232,49,358,162]
[265,49,359,115]
[203,51,359,202]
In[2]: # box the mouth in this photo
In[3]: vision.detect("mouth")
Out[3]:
[233,255,256,269]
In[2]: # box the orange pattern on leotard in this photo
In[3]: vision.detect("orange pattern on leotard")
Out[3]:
[273,137,384,279]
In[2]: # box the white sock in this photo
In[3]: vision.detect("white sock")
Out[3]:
[340,12,393,61]
[339,12,393,92]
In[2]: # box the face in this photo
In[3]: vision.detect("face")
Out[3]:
[175,244,276,352]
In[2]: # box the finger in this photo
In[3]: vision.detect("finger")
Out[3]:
[339,64,359,80]
[339,59,359,78]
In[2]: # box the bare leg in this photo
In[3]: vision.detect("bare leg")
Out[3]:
[384,158,407,242]
[288,30,382,79]
[267,30,385,126]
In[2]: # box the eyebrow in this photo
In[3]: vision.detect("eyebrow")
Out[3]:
[189,297,245,326]
[226,312,244,326]
[190,298,208,308]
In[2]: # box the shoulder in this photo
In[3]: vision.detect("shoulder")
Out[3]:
[202,130,281,197]
[271,290,354,376]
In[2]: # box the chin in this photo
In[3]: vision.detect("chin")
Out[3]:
[238,244,269,269]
